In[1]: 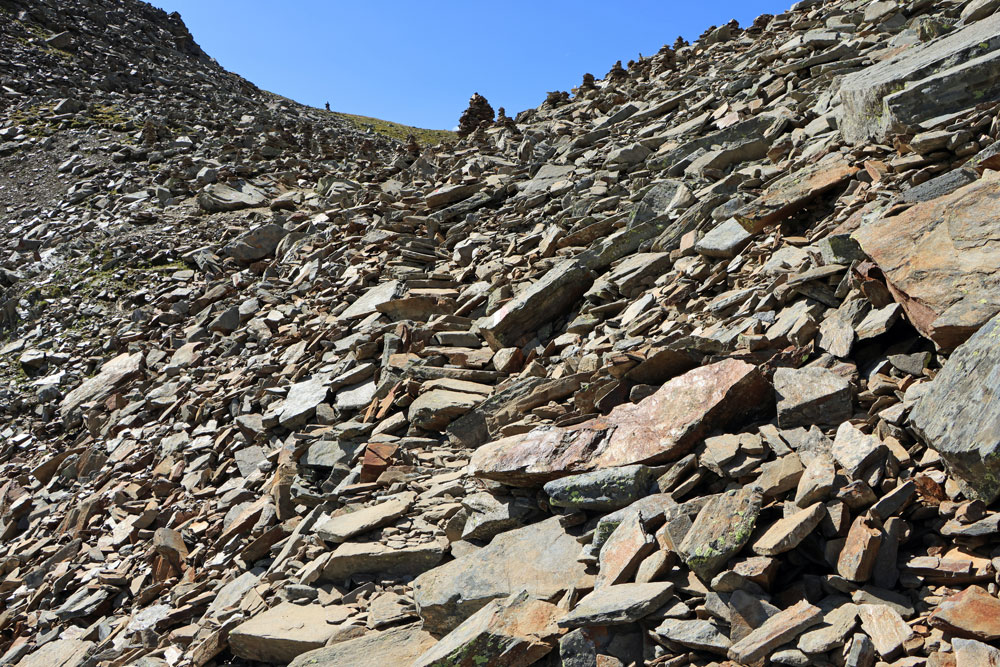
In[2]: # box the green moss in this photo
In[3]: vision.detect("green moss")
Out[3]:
[332,112,456,146]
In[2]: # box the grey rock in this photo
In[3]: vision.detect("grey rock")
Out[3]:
[910,312,1000,502]
[774,367,852,429]
[197,180,268,211]
[544,465,653,511]
[222,223,288,262]
[559,582,674,627]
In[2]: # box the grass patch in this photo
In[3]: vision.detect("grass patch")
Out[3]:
[333,112,455,146]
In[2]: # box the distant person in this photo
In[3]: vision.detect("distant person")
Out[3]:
[324,101,330,111]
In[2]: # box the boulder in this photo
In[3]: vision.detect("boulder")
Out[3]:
[229,603,347,664]
[853,175,1000,350]
[471,359,770,485]
[773,367,852,429]
[839,13,1000,143]
[412,517,593,634]
[197,180,268,211]
[288,624,436,667]
[413,591,563,667]
[910,312,1000,502]
[222,223,288,262]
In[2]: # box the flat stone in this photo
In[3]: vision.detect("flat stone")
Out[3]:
[910,312,1000,503]
[338,280,403,321]
[839,12,1000,143]
[798,601,860,654]
[929,585,1000,640]
[954,637,1000,666]
[471,359,770,485]
[559,582,673,628]
[654,618,731,655]
[223,223,288,262]
[735,155,858,233]
[413,591,562,667]
[60,351,143,417]
[288,623,436,667]
[278,374,330,429]
[695,218,752,258]
[320,539,447,582]
[832,423,886,481]
[413,516,594,634]
[728,600,823,664]
[15,639,93,667]
[678,486,762,581]
[774,366,852,429]
[837,515,883,583]
[229,603,346,664]
[315,493,414,543]
[854,165,1000,351]
[597,510,656,587]
[752,502,825,556]
[425,182,480,209]
[408,389,481,431]
[544,465,654,511]
[460,492,536,541]
[857,603,913,660]
[198,180,267,211]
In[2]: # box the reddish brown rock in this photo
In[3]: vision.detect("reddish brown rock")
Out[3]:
[929,586,1000,641]
[470,359,770,485]
[837,514,883,582]
[736,155,859,233]
[852,175,1000,350]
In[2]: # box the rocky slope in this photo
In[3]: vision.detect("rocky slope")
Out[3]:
[4,0,1000,666]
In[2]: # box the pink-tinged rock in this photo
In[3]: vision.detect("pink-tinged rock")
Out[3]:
[929,586,1000,641]
[727,599,822,664]
[852,175,1000,350]
[596,511,656,588]
[954,637,1000,666]
[60,351,144,416]
[470,359,770,486]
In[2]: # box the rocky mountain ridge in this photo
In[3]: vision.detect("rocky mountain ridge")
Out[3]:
[4,0,1000,666]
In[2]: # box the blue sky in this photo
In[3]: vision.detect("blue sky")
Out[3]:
[148,1,791,130]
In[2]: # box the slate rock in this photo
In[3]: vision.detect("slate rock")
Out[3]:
[774,366,852,429]
[544,465,654,511]
[910,312,1000,503]
[412,517,593,634]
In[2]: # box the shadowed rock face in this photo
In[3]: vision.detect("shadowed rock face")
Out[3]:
[853,175,1000,350]
[471,359,772,486]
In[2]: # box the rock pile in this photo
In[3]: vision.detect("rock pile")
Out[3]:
[4,0,1000,665]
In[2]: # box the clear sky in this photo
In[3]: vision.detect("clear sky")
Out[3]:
[147,1,791,130]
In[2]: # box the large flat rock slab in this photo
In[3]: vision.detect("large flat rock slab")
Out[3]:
[839,12,1000,143]
[470,359,770,486]
[853,175,1000,350]
[412,516,593,635]
[910,312,1000,503]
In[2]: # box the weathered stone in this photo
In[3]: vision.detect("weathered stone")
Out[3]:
[229,603,346,664]
[853,176,1000,349]
[544,465,653,511]
[425,182,480,209]
[413,591,562,667]
[735,155,858,232]
[774,366,852,429]
[60,351,143,417]
[197,180,267,211]
[338,280,403,321]
[752,502,825,556]
[832,423,886,481]
[222,223,288,262]
[15,639,93,667]
[654,618,731,655]
[315,493,414,543]
[413,517,593,634]
[288,623,436,667]
[559,582,673,627]
[471,359,770,485]
[320,539,447,582]
[798,601,860,654]
[839,13,1000,144]
[953,637,1000,666]
[837,515,883,582]
[408,389,481,431]
[678,486,762,581]
[597,510,656,587]
[929,586,1000,640]
[695,218,752,258]
[278,374,330,429]
[910,312,1000,503]
[857,603,913,660]
[728,600,823,664]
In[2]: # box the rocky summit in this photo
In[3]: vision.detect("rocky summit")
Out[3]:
[6,0,1000,665]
